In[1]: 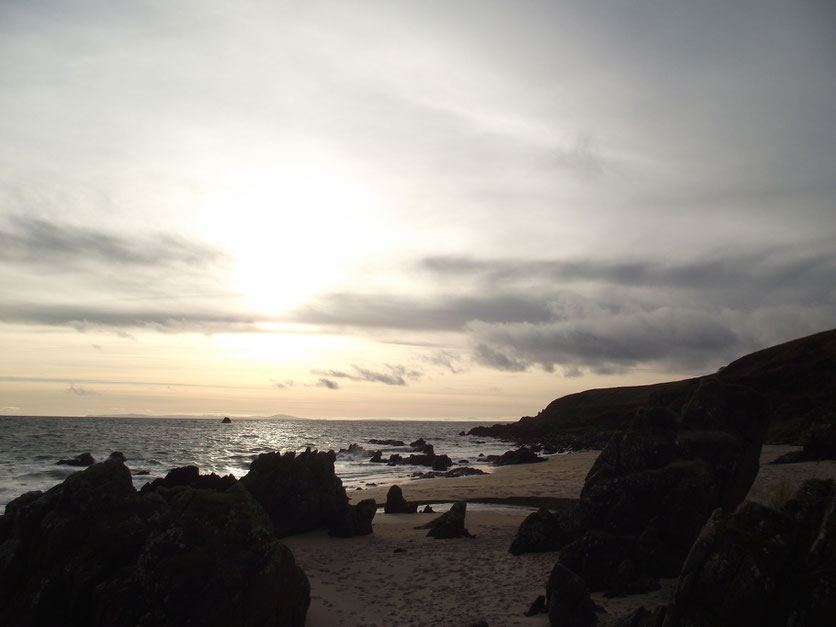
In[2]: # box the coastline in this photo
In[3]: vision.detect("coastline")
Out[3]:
[283,445,836,626]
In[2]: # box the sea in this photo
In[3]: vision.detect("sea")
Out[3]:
[0,416,516,509]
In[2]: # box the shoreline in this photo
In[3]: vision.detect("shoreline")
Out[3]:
[284,445,836,626]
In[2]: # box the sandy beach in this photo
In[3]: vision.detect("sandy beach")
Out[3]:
[282,446,836,626]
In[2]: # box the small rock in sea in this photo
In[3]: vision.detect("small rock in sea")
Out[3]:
[458,459,469,464]
[458,431,466,436]
[421,504,435,513]
[366,482,377,487]
[133,469,150,476]
[355,487,363,490]
[478,453,485,457]
[393,547,407,553]
[221,416,232,423]
[56,452,95,466]
[368,439,405,446]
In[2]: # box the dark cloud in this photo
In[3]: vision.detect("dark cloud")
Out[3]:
[311,364,418,386]
[0,302,264,334]
[317,378,339,390]
[473,344,528,372]
[0,215,225,269]
[290,293,553,331]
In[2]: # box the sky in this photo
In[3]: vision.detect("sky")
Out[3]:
[1,0,834,419]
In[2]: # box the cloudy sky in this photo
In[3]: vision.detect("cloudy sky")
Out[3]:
[1,0,834,419]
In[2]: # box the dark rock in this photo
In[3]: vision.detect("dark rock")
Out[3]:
[509,507,573,555]
[421,504,435,513]
[546,563,597,627]
[465,622,489,627]
[458,431,467,436]
[458,459,469,464]
[393,547,406,553]
[413,467,487,480]
[139,465,236,495]
[384,485,417,514]
[525,594,546,616]
[662,478,836,627]
[409,437,427,448]
[133,469,150,476]
[56,452,95,466]
[328,498,376,538]
[368,439,405,446]
[221,416,231,423]
[338,443,373,458]
[369,450,385,463]
[240,449,348,537]
[491,446,545,466]
[0,457,310,626]
[772,418,836,463]
[516,380,771,594]
[418,501,473,539]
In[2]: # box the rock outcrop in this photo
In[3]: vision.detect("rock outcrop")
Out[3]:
[240,449,348,538]
[328,498,376,538]
[485,446,545,465]
[771,417,836,464]
[512,379,771,596]
[417,501,473,539]
[138,465,236,494]
[384,485,417,514]
[545,563,598,627]
[56,452,95,466]
[0,455,311,627]
[661,478,836,627]
[221,416,232,423]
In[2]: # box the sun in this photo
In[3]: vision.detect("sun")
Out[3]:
[203,160,379,315]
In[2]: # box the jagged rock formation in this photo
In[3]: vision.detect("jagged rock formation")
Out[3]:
[513,379,771,596]
[384,485,418,513]
[328,498,376,538]
[0,455,311,627]
[240,449,348,538]
[662,478,835,627]
[416,501,473,539]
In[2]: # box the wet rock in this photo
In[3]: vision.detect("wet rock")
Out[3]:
[0,457,311,626]
[221,416,231,423]
[338,443,373,458]
[409,437,427,449]
[421,504,435,513]
[384,485,417,514]
[369,450,385,463]
[56,452,95,466]
[546,563,597,627]
[418,501,473,539]
[328,498,376,538]
[368,439,405,446]
[240,449,348,538]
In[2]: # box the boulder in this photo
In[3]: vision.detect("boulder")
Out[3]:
[509,507,572,555]
[662,478,836,627]
[492,446,545,466]
[0,457,310,626]
[546,563,597,627]
[384,485,417,514]
[417,501,473,539]
[328,498,376,538]
[772,418,836,464]
[221,416,231,423]
[368,439,405,446]
[240,449,349,537]
[56,452,95,466]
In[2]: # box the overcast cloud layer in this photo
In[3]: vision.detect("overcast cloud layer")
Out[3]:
[0,1,834,416]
